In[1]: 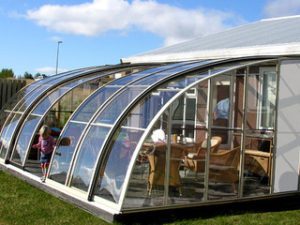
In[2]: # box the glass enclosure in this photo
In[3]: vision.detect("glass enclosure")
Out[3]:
[10,67,143,168]
[0,67,107,160]
[122,60,277,209]
[0,59,281,214]
[48,62,188,185]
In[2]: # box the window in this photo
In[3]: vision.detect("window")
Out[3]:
[258,67,277,129]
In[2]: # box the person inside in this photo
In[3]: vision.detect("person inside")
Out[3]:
[32,125,56,182]
[213,97,229,143]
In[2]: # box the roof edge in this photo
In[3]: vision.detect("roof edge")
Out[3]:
[121,43,300,64]
[261,14,300,22]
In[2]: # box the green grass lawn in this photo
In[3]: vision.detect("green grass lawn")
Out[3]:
[1,170,300,225]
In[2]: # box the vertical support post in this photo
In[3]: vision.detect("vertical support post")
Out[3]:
[238,66,249,198]
[204,73,213,201]
[164,107,172,205]
[271,60,280,193]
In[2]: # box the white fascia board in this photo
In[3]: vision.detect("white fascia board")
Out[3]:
[122,43,300,63]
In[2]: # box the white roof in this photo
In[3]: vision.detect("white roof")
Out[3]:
[122,15,300,63]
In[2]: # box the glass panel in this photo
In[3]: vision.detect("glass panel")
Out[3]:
[101,72,209,205]
[95,62,207,125]
[122,62,271,208]
[243,65,276,197]
[111,65,181,85]
[0,70,86,158]
[12,75,108,166]
[234,69,246,129]
[72,63,186,122]
[96,87,146,124]
[10,115,40,164]
[47,67,150,182]
[0,114,22,158]
[49,122,85,184]
[211,74,231,145]
[0,66,131,160]
[243,133,273,197]
[41,68,131,177]
[92,69,210,204]
[123,80,210,208]
[207,132,241,200]
[0,68,89,135]
[208,73,240,200]
[94,127,144,202]
[0,75,60,133]
[169,81,209,204]
[260,70,276,128]
[70,125,110,191]
[33,81,82,115]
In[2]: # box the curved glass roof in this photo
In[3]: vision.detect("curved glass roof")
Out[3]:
[0,65,143,160]
[10,66,145,166]
[93,60,269,206]
[0,58,281,219]
[0,68,89,159]
[48,62,195,185]
[66,61,209,194]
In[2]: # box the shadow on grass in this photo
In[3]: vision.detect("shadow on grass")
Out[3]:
[115,194,300,225]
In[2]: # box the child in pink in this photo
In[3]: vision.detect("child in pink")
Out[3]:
[32,125,56,182]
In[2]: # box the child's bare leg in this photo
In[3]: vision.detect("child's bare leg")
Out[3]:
[40,163,46,181]
[44,163,49,178]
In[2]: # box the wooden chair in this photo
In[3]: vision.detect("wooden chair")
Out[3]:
[209,146,240,192]
[184,136,222,173]
[147,143,183,196]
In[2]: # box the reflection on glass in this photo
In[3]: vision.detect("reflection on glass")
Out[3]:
[0,70,83,159]
[211,74,232,145]
[0,114,22,159]
[96,87,145,124]
[10,115,41,165]
[123,79,209,208]
[71,65,172,122]
[233,72,246,129]
[11,84,78,166]
[170,81,209,204]
[70,126,110,191]
[94,127,143,203]
[33,82,80,115]
[208,73,241,200]
[0,78,52,134]
[49,122,85,184]
[207,132,241,200]
[16,75,106,168]
[243,131,273,197]
[94,62,206,125]
[243,67,276,197]
[72,86,119,122]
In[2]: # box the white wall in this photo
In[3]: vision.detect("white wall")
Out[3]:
[275,60,300,192]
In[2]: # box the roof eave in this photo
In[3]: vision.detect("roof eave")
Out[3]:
[122,43,300,64]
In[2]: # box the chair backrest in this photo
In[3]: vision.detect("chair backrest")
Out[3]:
[200,136,222,153]
[211,146,240,166]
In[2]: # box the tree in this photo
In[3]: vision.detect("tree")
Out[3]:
[0,68,14,78]
[23,72,34,80]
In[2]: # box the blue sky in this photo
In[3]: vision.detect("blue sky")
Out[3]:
[1,0,300,76]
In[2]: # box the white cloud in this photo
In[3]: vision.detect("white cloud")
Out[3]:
[35,67,68,75]
[26,0,238,46]
[264,0,300,18]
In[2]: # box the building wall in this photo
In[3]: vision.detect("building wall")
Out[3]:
[275,60,300,192]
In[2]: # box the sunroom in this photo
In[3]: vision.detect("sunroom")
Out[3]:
[1,15,300,222]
